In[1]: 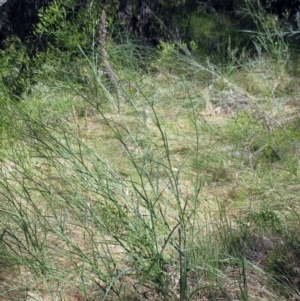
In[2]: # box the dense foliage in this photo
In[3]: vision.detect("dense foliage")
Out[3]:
[1,0,299,48]
[0,0,299,97]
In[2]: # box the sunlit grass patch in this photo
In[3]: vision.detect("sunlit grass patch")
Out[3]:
[1,40,300,301]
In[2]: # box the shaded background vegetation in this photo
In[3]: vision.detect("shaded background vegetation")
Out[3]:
[0,0,300,97]
[1,0,299,47]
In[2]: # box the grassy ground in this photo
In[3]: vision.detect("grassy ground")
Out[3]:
[0,42,300,301]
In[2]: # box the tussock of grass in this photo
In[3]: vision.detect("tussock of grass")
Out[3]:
[0,40,300,301]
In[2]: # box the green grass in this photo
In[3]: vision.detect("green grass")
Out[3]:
[0,32,300,301]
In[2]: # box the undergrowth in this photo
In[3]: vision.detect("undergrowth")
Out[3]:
[1,1,300,300]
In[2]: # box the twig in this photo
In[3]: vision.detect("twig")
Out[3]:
[98,9,118,88]
[179,227,184,301]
